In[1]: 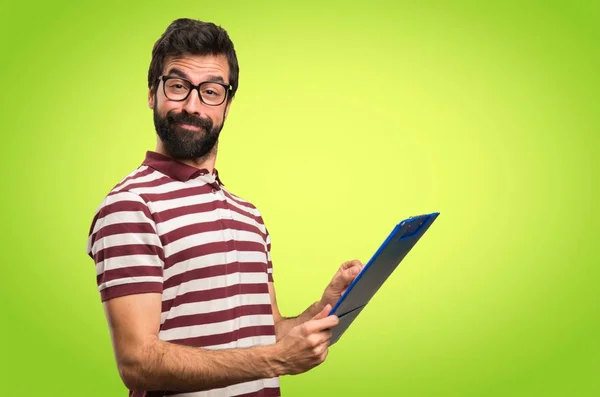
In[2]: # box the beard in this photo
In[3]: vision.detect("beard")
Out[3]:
[153,105,224,160]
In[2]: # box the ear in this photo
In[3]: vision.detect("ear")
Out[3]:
[148,87,155,109]
[224,99,232,120]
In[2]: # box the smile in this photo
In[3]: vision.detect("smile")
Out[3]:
[178,123,202,131]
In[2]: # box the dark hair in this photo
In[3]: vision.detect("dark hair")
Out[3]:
[148,18,239,99]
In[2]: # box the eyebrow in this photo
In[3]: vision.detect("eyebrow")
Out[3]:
[205,75,225,84]
[165,68,226,84]
[165,68,189,79]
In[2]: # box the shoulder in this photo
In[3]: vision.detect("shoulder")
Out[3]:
[87,165,164,253]
[92,166,158,217]
[222,188,264,219]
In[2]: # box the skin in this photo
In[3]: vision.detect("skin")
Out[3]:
[103,54,364,392]
[148,54,231,168]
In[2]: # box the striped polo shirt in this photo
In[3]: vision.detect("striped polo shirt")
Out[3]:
[86,151,280,397]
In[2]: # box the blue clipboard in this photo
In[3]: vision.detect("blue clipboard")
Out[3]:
[329,212,440,345]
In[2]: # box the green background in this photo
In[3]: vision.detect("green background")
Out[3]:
[1,0,598,395]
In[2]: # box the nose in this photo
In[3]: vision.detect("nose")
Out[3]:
[181,87,203,116]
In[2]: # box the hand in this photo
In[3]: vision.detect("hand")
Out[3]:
[319,259,364,309]
[273,304,339,375]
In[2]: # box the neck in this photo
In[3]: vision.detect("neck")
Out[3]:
[156,140,218,173]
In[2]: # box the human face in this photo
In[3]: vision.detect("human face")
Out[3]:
[148,54,231,160]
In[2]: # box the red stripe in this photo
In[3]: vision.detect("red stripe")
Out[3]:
[169,325,276,346]
[94,244,164,263]
[161,386,280,397]
[166,241,266,269]
[161,218,266,246]
[97,199,154,220]
[161,304,273,331]
[113,167,156,190]
[115,175,172,192]
[89,199,155,246]
[140,184,214,203]
[227,204,264,225]
[98,265,163,285]
[160,386,280,397]
[153,199,227,223]
[162,283,269,312]
[100,282,162,302]
[235,387,281,397]
[150,197,263,225]
[223,190,257,210]
[164,261,267,289]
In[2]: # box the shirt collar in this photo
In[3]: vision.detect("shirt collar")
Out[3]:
[142,151,224,185]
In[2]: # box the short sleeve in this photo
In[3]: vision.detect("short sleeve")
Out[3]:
[86,191,164,302]
[265,227,274,282]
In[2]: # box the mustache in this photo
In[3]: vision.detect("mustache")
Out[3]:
[167,111,213,129]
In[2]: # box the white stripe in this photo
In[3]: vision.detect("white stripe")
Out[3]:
[149,192,261,220]
[91,210,156,238]
[150,193,224,213]
[163,271,268,301]
[157,210,219,235]
[98,276,163,291]
[157,208,265,236]
[170,377,279,397]
[88,191,154,252]
[92,232,162,255]
[223,195,261,218]
[200,335,277,350]
[111,166,149,192]
[164,251,267,281]
[230,210,266,235]
[223,190,262,212]
[102,190,147,206]
[160,293,272,324]
[157,335,276,350]
[113,167,165,192]
[128,178,206,196]
[96,254,164,275]
[164,229,265,257]
[159,314,274,340]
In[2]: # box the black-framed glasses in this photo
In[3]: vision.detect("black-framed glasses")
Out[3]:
[158,75,232,106]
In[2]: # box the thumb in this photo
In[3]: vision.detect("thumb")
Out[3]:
[313,304,332,320]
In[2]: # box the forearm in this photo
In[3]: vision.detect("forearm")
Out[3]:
[274,301,325,340]
[121,338,283,392]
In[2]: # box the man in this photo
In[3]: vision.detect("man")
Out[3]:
[87,18,363,397]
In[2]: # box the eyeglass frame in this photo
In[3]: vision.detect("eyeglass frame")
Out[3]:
[157,75,232,106]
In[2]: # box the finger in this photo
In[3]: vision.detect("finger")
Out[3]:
[341,259,362,271]
[310,328,333,346]
[312,341,328,356]
[319,346,329,363]
[338,265,362,286]
[346,265,362,278]
[311,304,331,321]
[330,266,362,290]
[306,314,340,334]
[307,329,333,347]
[318,329,333,344]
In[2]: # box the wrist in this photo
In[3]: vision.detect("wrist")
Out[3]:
[262,343,287,377]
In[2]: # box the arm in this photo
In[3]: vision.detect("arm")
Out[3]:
[105,292,339,392]
[104,292,282,392]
